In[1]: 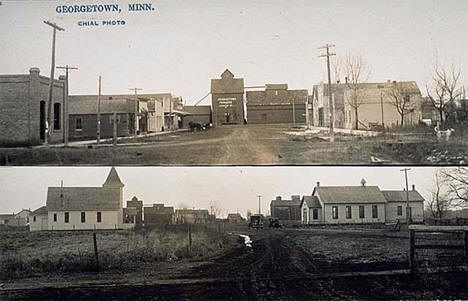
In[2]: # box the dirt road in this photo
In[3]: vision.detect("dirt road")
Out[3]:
[4,228,468,300]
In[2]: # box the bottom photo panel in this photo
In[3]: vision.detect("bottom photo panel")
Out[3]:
[1,166,468,300]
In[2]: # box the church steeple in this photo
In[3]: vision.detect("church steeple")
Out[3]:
[103,167,124,188]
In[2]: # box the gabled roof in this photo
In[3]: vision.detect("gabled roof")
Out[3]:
[381,190,425,202]
[46,187,121,211]
[31,206,47,215]
[221,69,234,79]
[314,186,387,204]
[103,167,124,188]
[302,196,321,208]
[211,69,244,94]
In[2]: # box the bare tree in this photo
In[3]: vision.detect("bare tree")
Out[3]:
[339,53,370,129]
[426,169,451,220]
[246,210,252,220]
[210,201,223,218]
[386,81,414,127]
[426,61,463,126]
[442,167,468,206]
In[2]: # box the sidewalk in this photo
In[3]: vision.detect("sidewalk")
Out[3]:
[33,129,188,148]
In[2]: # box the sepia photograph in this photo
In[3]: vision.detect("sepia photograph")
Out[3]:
[1,166,468,299]
[0,0,467,165]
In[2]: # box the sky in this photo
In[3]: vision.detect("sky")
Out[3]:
[0,0,467,105]
[0,166,446,217]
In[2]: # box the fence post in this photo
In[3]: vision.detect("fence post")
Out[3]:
[409,229,415,275]
[187,224,192,253]
[93,232,100,272]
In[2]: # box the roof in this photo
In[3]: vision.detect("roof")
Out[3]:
[314,186,387,204]
[183,105,212,115]
[270,199,302,207]
[227,213,243,218]
[0,214,15,219]
[69,95,137,115]
[382,190,425,202]
[302,196,321,208]
[266,84,288,90]
[46,187,121,211]
[103,167,124,188]
[211,69,244,94]
[31,206,47,215]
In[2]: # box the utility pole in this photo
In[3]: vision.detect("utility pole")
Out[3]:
[292,98,296,127]
[44,21,65,146]
[400,168,412,224]
[380,89,385,127]
[56,65,77,147]
[97,76,102,144]
[129,88,142,136]
[257,195,262,215]
[318,43,336,142]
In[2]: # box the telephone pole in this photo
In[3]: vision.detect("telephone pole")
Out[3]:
[257,195,262,215]
[97,76,102,144]
[56,65,77,147]
[400,168,412,224]
[129,88,142,136]
[318,43,336,142]
[44,21,65,146]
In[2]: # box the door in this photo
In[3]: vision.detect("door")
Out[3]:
[40,101,46,140]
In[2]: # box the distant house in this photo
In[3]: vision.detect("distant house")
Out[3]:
[175,209,213,224]
[182,105,212,128]
[0,214,16,226]
[0,209,31,227]
[144,203,174,226]
[299,180,425,225]
[270,196,302,221]
[31,167,134,231]
[227,213,245,223]
[30,206,48,231]
[127,196,143,225]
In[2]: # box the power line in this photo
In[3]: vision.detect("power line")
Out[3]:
[194,91,211,106]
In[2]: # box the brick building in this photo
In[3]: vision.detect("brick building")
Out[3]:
[175,209,214,224]
[246,84,308,124]
[0,67,66,145]
[211,69,245,126]
[126,196,143,225]
[270,195,302,221]
[144,203,175,226]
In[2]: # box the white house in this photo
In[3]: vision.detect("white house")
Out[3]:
[30,167,134,231]
[300,180,425,225]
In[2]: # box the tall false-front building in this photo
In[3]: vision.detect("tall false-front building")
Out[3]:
[210,69,245,126]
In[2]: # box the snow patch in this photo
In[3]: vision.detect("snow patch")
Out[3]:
[239,234,252,248]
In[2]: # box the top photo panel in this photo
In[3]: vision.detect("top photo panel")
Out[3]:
[0,0,467,166]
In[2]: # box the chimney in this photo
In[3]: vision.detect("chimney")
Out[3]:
[276,196,282,201]
[29,67,40,77]
[412,184,415,191]
[316,181,320,187]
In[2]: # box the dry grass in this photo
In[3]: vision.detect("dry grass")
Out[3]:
[0,225,230,280]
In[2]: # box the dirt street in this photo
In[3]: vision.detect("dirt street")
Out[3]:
[3,228,468,300]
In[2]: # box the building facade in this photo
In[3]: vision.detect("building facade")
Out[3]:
[175,209,213,224]
[182,105,212,128]
[246,84,308,124]
[299,180,425,225]
[270,196,302,221]
[144,203,175,226]
[0,67,66,145]
[211,69,245,126]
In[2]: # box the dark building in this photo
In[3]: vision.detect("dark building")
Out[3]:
[246,84,308,124]
[126,196,143,225]
[0,67,66,145]
[211,69,245,126]
[270,195,302,221]
[144,203,174,226]
[182,105,212,128]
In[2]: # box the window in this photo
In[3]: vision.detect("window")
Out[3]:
[33,216,36,222]
[372,205,378,218]
[97,212,102,223]
[64,212,69,223]
[53,103,61,130]
[332,206,338,219]
[75,118,82,130]
[346,206,352,219]
[53,213,57,222]
[81,212,86,223]
[397,206,402,216]
[359,206,365,219]
[313,208,318,220]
